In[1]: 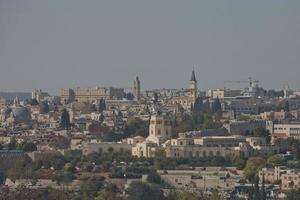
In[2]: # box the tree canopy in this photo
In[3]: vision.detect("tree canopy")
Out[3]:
[244,156,266,182]
[127,181,165,200]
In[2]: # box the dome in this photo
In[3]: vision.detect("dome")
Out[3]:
[11,106,31,123]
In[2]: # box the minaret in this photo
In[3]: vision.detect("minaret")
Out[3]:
[133,76,141,101]
[190,69,198,101]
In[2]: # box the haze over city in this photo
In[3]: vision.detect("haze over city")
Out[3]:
[2,1,300,200]
[0,0,300,94]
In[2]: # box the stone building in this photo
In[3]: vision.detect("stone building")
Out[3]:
[61,87,124,104]
[165,136,243,158]
[131,111,172,157]
[207,89,242,100]
[158,167,244,191]
[31,89,50,102]
[133,76,141,101]
[259,166,288,184]
[146,112,172,145]
[281,169,300,191]
[223,120,267,135]
[82,142,132,155]
[270,122,300,141]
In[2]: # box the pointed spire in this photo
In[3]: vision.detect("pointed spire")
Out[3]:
[190,69,196,82]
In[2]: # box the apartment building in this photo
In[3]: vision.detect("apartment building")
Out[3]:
[270,123,300,140]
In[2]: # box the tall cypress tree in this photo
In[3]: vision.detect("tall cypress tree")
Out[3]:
[284,100,290,112]
[253,175,260,200]
[98,98,106,113]
[193,97,203,113]
[212,97,222,113]
[60,109,71,130]
[261,173,266,200]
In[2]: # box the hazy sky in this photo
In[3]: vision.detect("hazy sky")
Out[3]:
[0,0,299,95]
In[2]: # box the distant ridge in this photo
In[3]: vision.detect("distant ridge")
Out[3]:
[0,92,31,101]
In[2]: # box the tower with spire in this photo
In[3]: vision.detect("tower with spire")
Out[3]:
[190,69,198,101]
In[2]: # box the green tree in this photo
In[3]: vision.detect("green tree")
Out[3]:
[29,98,39,106]
[127,181,165,200]
[39,101,49,114]
[54,104,59,112]
[212,97,222,113]
[124,118,149,137]
[124,92,134,100]
[253,127,271,144]
[98,98,106,113]
[147,172,162,184]
[79,177,104,199]
[95,189,118,200]
[278,138,300,160]
[261,173,266,200]
[202,115,221,130]
[153,93,159,103]
[284,100,290,112]
[50,135,70,149]
[175,190,199,200]
[6,160,33,180]
[267,155,283,167]
[52,171,74,185]
[17,141,37,152]
[193,97,204,113]
[64,162,76,173]
[8,138,17,150]
[253,175,260,200]
[154,157,176,170]
[0,171,5,185]
[286,189,300,200]
[244,157,266,183]
[60,109,71,130]
[90,104,97,112]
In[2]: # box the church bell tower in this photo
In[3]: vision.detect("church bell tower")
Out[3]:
[190,69,198,101]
